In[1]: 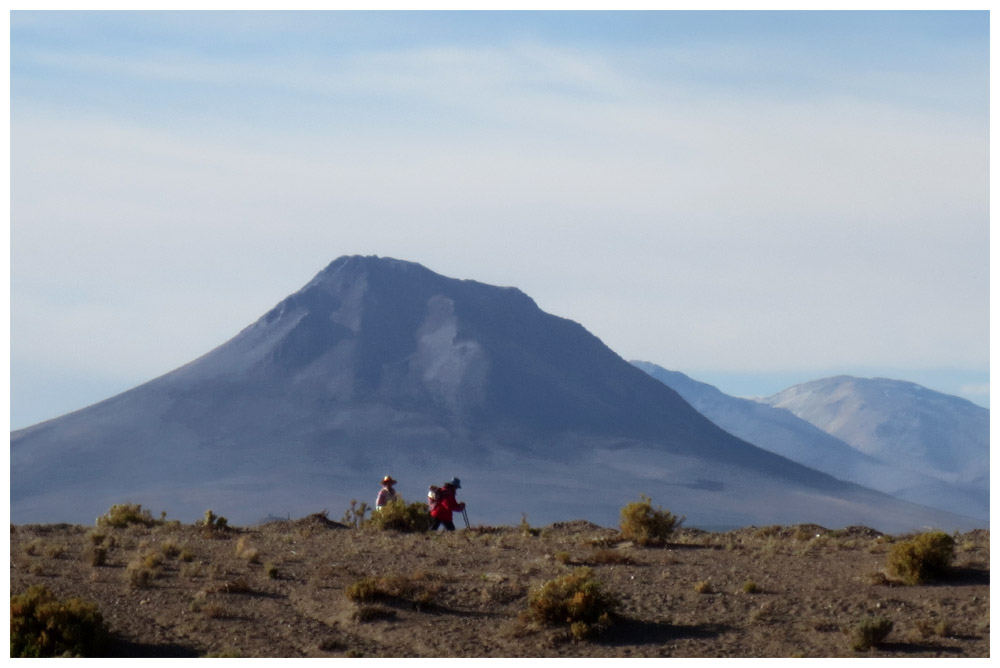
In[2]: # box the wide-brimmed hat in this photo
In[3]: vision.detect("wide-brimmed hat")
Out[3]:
[446,477,461,489]
[382,476,397,485]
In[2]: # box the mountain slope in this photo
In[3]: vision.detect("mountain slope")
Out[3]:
[632,362,988,522]
[763,376,989,486]
[10,256,981,532]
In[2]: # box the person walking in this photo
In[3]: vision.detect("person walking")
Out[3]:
[428,478,465,531]
[375,476,398,511]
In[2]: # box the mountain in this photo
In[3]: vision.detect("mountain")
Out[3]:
[763,376,989,517]
[10,256,981,532]
[632,362,988,522]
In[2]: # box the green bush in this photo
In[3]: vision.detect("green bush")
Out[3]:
[523,567,618,639]
[886,531,955,584]
[95,503,161,528]
[367,499,431,533]
[619,495,683,546]
[11,585,110,657]
[851,616,893,651]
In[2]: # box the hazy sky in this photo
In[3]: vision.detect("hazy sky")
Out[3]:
[9,10,990,429]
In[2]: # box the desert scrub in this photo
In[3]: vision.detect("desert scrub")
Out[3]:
[189,596,230,619]
[125,551,163,588]
[522,567,618,640]
[204,577,252,594]
[345,572,440,608]
[198,509,229,536]
[520,514,541,537]
[911,618,953,639]
[95,503,163,528]
[44,543,67,559]
[160,540,184,559]
[367,498,432,532]
[588,548,632,565]
[851,616,894,651]
[886,531,955,584]
[11,585,110,657]
[85,545,108,567]
[341,501,370,529]
[353,605,397,623]
[235,536,261,563]
[22,538,46,557]
[754,525,782,539]
[619,495,683,546]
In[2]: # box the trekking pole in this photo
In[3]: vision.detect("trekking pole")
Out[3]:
[461,507,470,529]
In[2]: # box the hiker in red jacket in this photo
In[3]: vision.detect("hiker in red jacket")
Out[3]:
[428,478,465,531]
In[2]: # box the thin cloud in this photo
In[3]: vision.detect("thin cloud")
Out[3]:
[10,11,989,427]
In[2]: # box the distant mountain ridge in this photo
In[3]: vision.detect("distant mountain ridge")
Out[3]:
[764,376,989,485]
[633,362,988,522]
[10,255,982,532]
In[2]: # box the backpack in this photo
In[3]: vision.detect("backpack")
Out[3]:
[427,486,441,510]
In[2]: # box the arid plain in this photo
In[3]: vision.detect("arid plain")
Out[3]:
[9,511,989,658]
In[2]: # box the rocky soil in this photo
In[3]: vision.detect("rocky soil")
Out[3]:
[9,513,990,658]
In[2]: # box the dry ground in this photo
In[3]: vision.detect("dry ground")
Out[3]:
[9,513,990,658]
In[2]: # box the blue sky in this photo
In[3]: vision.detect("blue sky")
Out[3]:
[9,10,990,429]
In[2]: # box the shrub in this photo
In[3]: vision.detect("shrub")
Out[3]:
[207,578,252,594]
[45,543,66,559]
[160,541,181,559]
[345,577,383,602]
[886,531,955,585]
[619,495,683,546]
[367,499,432,533]
[87,546,108,567]
[95,503,161,528]
[754,525,782,539]
[87,530,115,548]
[344,573,439,608]
[23,539,45,556]
[125,559,157,589]
[235,536,261,563]
[520,514,540,537]
[353,605,397,623]
[199,509,229,536]
[190,598,229,619]
[141,551,164,570]
[341,500,370,529]
[851,616,893,651]
[11,585,110,657]
[588,548,632,565]
[742,580,760,594]
[523,567,617,639]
